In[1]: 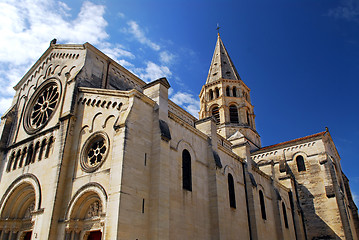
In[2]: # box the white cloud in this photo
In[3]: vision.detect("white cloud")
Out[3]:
[0,97,13,114]
[0,0,109,65]
[58,1,71,17]
[126,21,160,51]
[170,91,200,117]
[160,51,176,64]
[0,0,138,114]
[134,61,172,82]
[0,0,177,116]
[100,43,135,62]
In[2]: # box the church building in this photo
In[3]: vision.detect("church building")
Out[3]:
[0,34,357,240]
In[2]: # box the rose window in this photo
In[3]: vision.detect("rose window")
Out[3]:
[87,139,106,167]
[80,132,109,173]
[30,85,59,128]
[24,79,61,134]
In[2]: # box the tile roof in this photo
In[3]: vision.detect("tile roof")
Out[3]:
[254,131,327,153]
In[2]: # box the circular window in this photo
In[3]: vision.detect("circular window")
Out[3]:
[24,79,61,134]
[80,132,109,173]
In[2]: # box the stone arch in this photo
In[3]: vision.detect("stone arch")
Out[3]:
[175,140,198,163]
[90,112,103,133]
[64,183,107,240]
[223,165,236,176]
[0,176,40,239]
[65,182,107,221]
[0,174,42,217]
[102,115,116,129]
[292,152,307,172]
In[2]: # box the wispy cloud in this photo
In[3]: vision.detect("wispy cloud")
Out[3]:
[328,0,359,22]
[134,61,172,82]
[100,42,135,63]
[125,21,161,51]
[170,91,200,117]
[160,51,176,65]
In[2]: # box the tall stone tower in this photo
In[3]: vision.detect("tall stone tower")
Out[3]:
[199,34,261,150]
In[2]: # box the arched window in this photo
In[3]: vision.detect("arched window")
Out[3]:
[19,148,27,168]
[296,155,306,172]
[33,141,40,163]
[13,150,21,170]
[45,136,54,158]
[215,88,220,98]
[228,173,236,208]
[226,86,230,96]
[232,87,237,97]
[7,152,15,172]
[182,149,192,191]
[25,145,33,166]
[39,139,47,161]
[259,190,267,220]
[209,89,214,100]
[247,111,251,127]
[229,105,239,123]
[212,106,220,124]
[282,202,289,228]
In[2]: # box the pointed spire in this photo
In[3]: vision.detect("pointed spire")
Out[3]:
[206,34,241,84]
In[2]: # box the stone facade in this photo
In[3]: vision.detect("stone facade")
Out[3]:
[0,36,357,240]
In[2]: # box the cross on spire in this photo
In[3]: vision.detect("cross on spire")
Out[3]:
[216,23,220,35]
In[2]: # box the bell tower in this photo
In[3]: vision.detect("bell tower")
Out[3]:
[199,34,261,150]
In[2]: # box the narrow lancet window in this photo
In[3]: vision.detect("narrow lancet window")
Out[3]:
[228,173,236,208]
[7,152,15,172]
[215,88,220,98]
[209,90,214,100]
[259,190,267,220]
[233,87,237,97]
[25,145,33,166]
[247,111,251,127]
[282,202,289,228]
[182,149,192,191]
[226,86,230,96]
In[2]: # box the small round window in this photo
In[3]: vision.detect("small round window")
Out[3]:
[24,79,61,134]
[80,132,109,173]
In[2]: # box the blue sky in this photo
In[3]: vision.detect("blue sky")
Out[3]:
[0,0,358,203]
